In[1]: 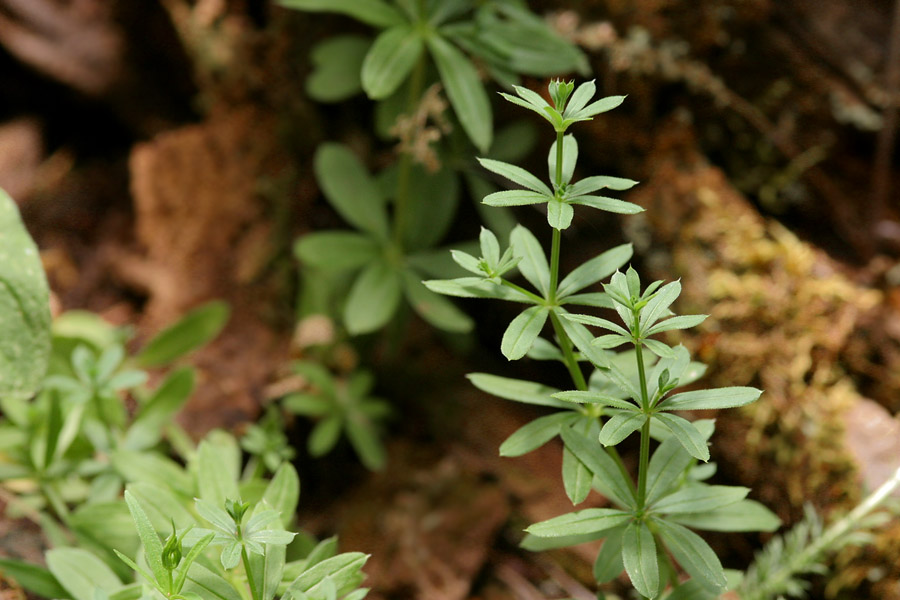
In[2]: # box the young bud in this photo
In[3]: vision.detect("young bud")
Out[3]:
[162,521,182,570]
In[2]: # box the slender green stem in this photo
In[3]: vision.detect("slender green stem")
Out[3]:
[500,279,545,304]
[634,340,652,508]
[392,52,428,248]
[549,311,587,390]
[241,544,259,600]
[554,130,564,189]
[549,228,562,302]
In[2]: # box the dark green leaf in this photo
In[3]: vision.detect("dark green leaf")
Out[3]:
[594,527,625,583]
[0,189,52,401]
[277,0,405,27]
[526,508,631,537]
[309,416,342,456]
[136,301,229,367]
[344,260,401,334]
[361,25,423,99]
[655,519,727,592]
[403,165,459,250]
[314,144,388,240]
[661,387,762,411]
[294,232,380,272]
[427,35,492,152]
[346,415,386,471]
[401,271,473,333]
[622,521,659,599]
[306,36,369,102]
[501,306,549,360]
[466,373,566,408]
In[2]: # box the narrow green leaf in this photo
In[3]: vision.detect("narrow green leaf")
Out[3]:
[526,508,631,537]
[563,313,629,336]
[547,134,577,185]
[498,92,551,121]
[344,260,401,335]
[653,485,749,515]
[401,271,473,333]
[499,412,577,457]
[557,243,633,298]
[423,277,531,302]
[546,200,574,230]
[593,527,626,583]
[639,280,680,331]
[136,301,229,367]
[346,416,386,471]
[553,390,638,411]
[573,95,626,119]
[306,36,369,102]
[361,25,423,99]
[661,387,762,411]
[667,499,781,532]
[127,482,194,531]
[567,175,638,196]
[642,338,676,358]
[0,558,69,599]
[562,442,593,505]
[501,306,549,360]
[622,521,659,599]
[482,189,549,207]
[173,534,215,595]
[555,309,610,368]
[286,553,369,596]
[653,412,710,461]
[309,416,342,456]
[314,144,389,240]
[403,164,460,250]
[46,548,122,600]
[183,562,243,600]
[568,195,643,214]
[467,373,565,408]
[427,35,492,151]
[294,232,379,272]
[655,519,727,592]
[277,0,405,27]
[123,491,167,591]
[560,426,635,508]
[0,189,51,402]
[599,413,646,446]
[477,158,552,196]
[564,80,595,116]
[510,225,549,296]
[645,436,694,506]
[592,334,631,349]
[261,463,301,527]
[647,314,707,335]
[124,367,194,451]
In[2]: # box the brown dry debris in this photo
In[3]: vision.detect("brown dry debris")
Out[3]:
[628,119,900,596]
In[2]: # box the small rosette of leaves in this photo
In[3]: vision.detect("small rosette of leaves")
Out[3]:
[479,130,641,231]
[283,361,390,471]
[426,225,633,361]
[499,79,625,134]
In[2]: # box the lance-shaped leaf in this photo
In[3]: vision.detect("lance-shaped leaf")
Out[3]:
[655,519,727,592]
[553,390,638,411]
[563,80,595,116]
[423,277,532,302]
[568,195,643,214]
[361,25,423,99]
[482,189,549,206]
[402,271,473,333]
[643,338,676,358]
[294,232,380,272]
[501,306,549,360]
[653,412,710,461]
[500,412,580,457]
[593,527,625,583]
[547,134,578,186]
[526,508,631,538]
[599,413,646,446]
[344,260,401,334]
[477,158,552,196]
[499,85,552,121]
[134,303,229,368]
[557,243,633,298]
[427,35,492,152]
[652,485,749,515]
[314,144,388,240]
[467,373,566,408]
[0,558,69,599]
[510,225,550,296]
[661,387,762,411]
[571,95,626,119]
[560,426,635,508]
[667,499,781,532]
[644,436,695,506]
[638,280,680,331]
[556,310,610,368]
[567,175,638,196]
[278,0,405,27]
[46,548,122,600]
[562,441,592,505]
[647,314,707,335]
[623,521,659,599]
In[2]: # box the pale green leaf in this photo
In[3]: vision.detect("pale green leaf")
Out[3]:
[482,189,548,207]
[509,225,549,296]
[546,200,574,230]
[477,158,551,196]
[361,25,423,99]
[653,412,710,461]
[568,195,643,214]
[598,413,646,446]
[467,373,566,408]
[499,412,578,457]
[661,387,762,411]
[501,306,549,360]
[306,36,369,102]
[557,243,633,298]
[401,271,473,333]
[46,548,122,600]
[655,519,727,592]
[623,521,659,599]
[653,485,749,515]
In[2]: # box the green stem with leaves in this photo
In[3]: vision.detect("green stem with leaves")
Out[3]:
[241,545,258,600]
[634,340,652,509]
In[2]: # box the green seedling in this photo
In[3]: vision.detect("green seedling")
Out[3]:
[283,361,389,471]
[427,80,780,598]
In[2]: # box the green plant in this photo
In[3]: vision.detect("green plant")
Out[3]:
[281,361,389,471]
[426,80,781,598]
